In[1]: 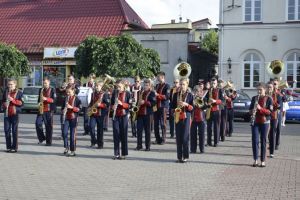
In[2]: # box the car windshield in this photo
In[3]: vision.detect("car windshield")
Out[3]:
[23,87,40,95]
[237,93,250,100]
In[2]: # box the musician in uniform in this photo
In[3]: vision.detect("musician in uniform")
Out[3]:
[2,79,23,153]
[88,81,110,148]
[172,78,193,163]
[272,78,283,150]
[62,87,81,156]
[218,79,227,142]
[249,82,272,167]
[169,78,180,138]
[59,74,80,136]
[267,82,281,158]
[130,76,142,138]
[35,77,56,146]
[153,71,170,145]
[135,79,156,151]
[190,82,207,154]
[82,73,96,136]
[111,80,131,160]
[225,88,237,137]
[205,78,224,147]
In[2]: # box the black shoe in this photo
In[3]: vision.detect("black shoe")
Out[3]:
[145,148,150,151]
[90,144,95,148]
[214,144,218,147]
[5,149,11,153]
[206,143,212,147]
[170,135,174,138]
[45,143,51,146]
[83,132,89,136]
[200,151,205,154]
[152,141,161,145]
[190,151,196,154]
[176,159,183,163]
[134,147,142,151]
[103,128,108,132]
[97,146,103,149]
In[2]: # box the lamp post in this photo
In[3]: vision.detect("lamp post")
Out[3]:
[227,57,232,74]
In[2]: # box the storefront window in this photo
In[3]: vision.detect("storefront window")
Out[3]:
[27,65,43,86]
[43,66,66,88]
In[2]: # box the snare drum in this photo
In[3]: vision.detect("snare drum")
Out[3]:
[77,87,93,107]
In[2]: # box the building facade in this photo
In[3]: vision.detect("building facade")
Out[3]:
[0,0,147,88]
[218,0,300,96]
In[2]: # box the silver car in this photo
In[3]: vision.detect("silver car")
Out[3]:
[22,86,41,113]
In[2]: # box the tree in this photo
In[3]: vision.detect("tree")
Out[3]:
[0,43,30,78]
[75,34,161,78]
[200,29,218,56]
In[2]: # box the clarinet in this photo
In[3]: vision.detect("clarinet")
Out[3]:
[112,89,119,120]
[250,95,260,126]
[62,96,70,124]
[5,89,10,117]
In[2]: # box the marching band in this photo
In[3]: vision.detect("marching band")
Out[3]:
[1,61,297,166]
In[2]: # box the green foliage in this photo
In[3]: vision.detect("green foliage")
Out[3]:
[200,29,218,56]
[75,34,160,78]
[0,43,30,78]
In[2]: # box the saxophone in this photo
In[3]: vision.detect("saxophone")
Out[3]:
[38,88,44,115]
[206,88,213,120]
[131,90,143,121]
[87,92,103,117]
[250,95,260,126]
[175,90,183,124]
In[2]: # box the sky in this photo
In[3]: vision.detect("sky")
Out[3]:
[126,0,220,27]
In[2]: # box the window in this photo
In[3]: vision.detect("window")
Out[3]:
[244,0,261,22]
[286,52,300,88]
[243,53,261,88]
[287,0,300,20]
[26,65,43,86]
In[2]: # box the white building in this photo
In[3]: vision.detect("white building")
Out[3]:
[218,0,300,96]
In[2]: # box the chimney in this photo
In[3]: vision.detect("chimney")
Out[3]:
[171,19,176,24]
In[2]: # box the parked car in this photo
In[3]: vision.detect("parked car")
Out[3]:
[22,86,41,112]
[286,93,300,122]
[233,90,251,122]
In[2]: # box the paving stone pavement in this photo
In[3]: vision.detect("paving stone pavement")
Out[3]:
[0,113,299,200]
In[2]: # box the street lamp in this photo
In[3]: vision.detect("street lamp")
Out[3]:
[227,57,232,74]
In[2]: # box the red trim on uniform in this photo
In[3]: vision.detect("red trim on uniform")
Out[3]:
[121,102,129,109]
[157,94,166,100]
[98,103,106,109]
[11,99,22,106]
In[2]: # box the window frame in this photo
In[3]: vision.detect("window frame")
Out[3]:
[286,0,300,21]
[285,52,300,88]
[243,0,262,23]
[242,53,262,89]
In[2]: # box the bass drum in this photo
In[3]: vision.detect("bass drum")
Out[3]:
[77,87,93,108]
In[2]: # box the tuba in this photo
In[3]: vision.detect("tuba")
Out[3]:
[267,60,284,77]
[278,80,289,90]
[173,62,192,79]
